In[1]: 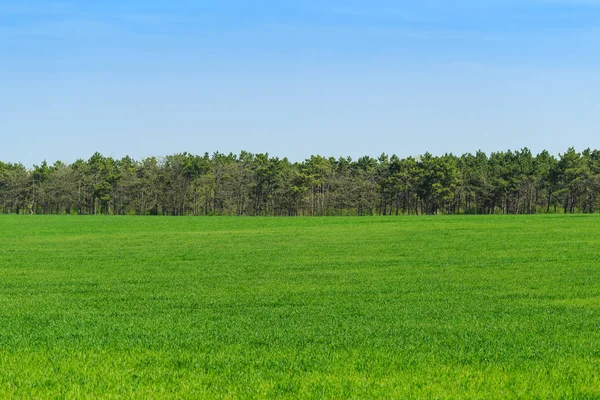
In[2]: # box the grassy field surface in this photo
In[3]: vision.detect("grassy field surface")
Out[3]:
[1,215,600,398]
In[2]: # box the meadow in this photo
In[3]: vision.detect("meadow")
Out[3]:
[1,215,599,398]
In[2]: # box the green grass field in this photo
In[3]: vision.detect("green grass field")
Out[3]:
[1,215,600,398]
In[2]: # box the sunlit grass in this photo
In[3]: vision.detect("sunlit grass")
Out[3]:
[1,215,599,398]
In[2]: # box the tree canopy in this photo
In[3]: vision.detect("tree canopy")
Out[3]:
[2,148,599,216]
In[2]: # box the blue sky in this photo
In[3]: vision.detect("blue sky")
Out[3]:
[1,0,599,166]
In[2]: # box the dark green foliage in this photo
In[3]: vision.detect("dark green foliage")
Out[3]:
[2,148,600,215]
[1,215,600,398]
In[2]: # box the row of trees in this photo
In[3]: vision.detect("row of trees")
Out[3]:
[1,148,599,216]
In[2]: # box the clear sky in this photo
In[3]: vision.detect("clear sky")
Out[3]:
[1,0,599,166]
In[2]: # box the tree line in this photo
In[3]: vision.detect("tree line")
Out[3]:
[1,148,599,216]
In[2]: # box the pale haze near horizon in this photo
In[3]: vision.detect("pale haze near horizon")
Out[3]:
[1,0,599,167]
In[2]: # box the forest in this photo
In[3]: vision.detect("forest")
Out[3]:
[0,147,599,216]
